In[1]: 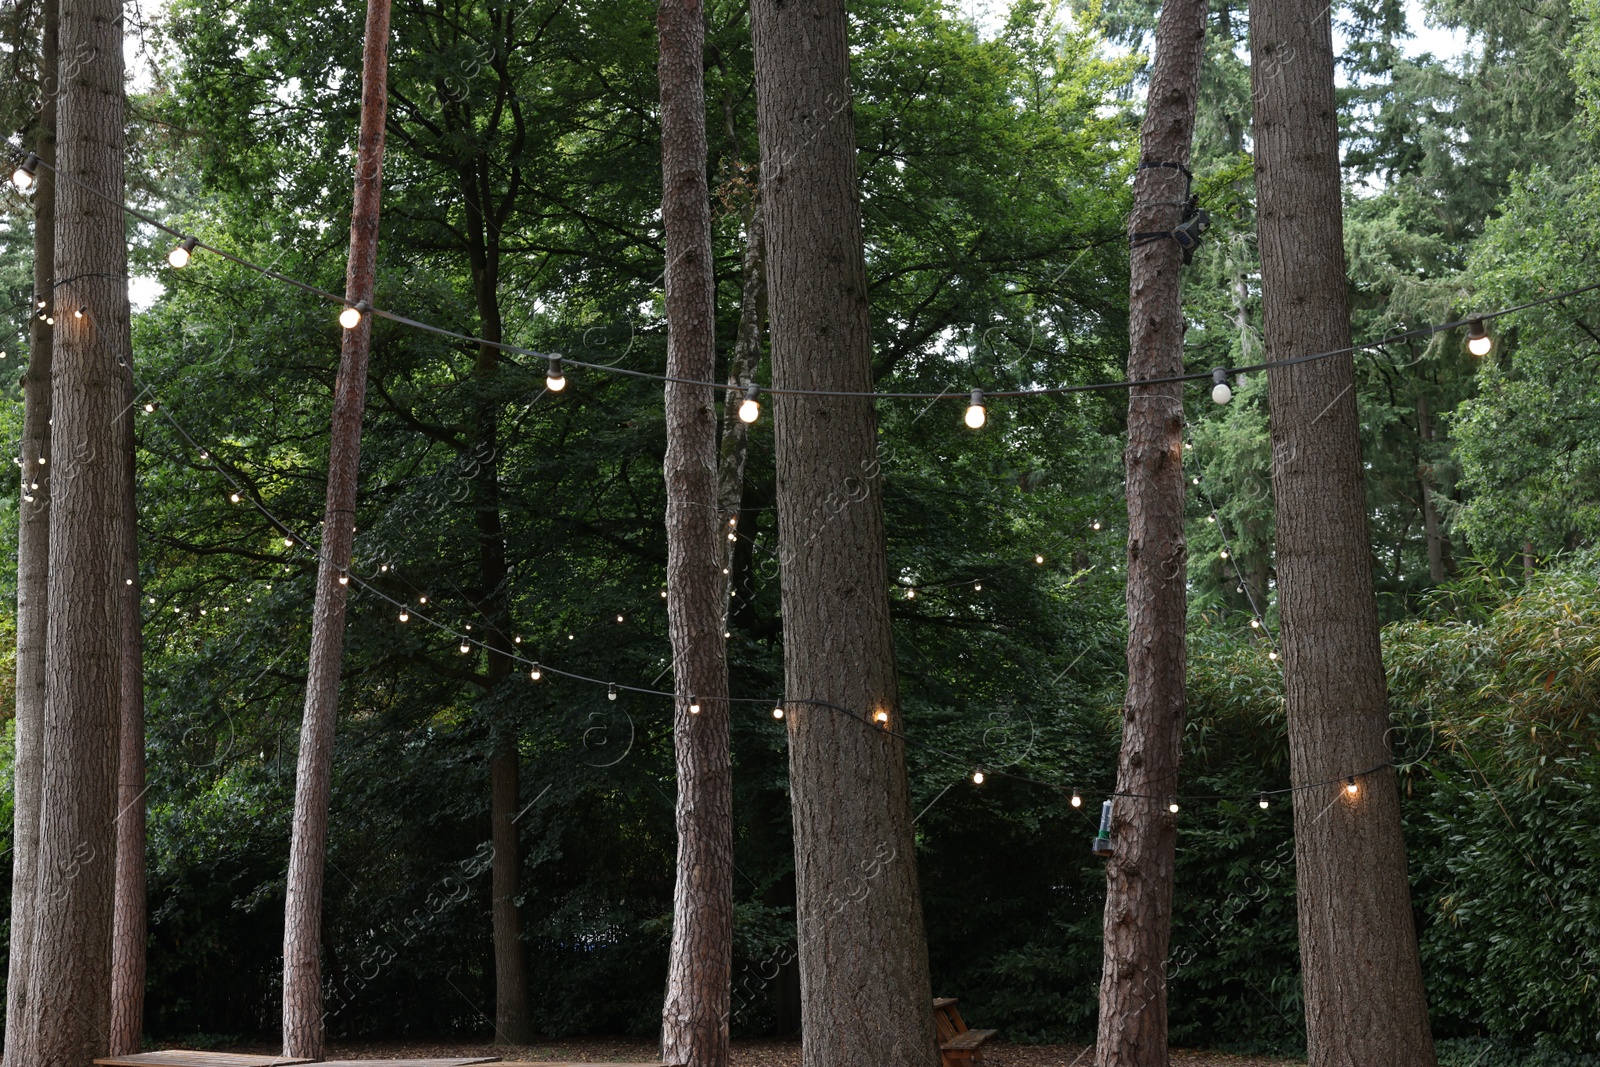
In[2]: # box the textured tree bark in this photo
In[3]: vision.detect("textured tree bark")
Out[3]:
[658,0,733,1063]
[1249,3,1439,1064]
[3,4,57,1060]
[1096,3,1205,1065]
[281,0,390,1054]
[749,1,938,1063]
[25,0,128,1056]
[459,144,535,1044]
[489,729,531,1043]
[109,325,148,1056]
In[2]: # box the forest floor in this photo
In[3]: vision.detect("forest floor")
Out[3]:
[279,1037,1307,1066]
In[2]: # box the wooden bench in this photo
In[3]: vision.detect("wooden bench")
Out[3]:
[96,1055,500,1067]
[934,996,998,1066]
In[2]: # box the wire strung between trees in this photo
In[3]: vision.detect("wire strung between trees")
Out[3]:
[18,148,1459,808]
[15,151,1600,405]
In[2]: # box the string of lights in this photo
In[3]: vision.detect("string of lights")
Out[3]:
[12,150,1449,813]
[12,151,1600,419]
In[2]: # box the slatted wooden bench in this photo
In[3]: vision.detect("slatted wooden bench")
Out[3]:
[95,1055,501,1067]
[934,996,998,1067]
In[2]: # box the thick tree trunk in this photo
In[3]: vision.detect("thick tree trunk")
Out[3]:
[458,147,536,1044]
[281,0,390,1054]
[1249,3,1438,1064]
[749,1,938,1063]
[110,345,148,1056]
[489,729,531,1043]
[1096,3,1206,1065]
[3,3,57,1059]
[25,0,128,1055]
[658,0,733,1063]
[1416,396,1447,584]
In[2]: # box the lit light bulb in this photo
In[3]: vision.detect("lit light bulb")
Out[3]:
[974,582,982,591]
[1250,618,1260,629]
[1183,441,1193,450]
[1345,777,1359,795]
[399,612,409,622]
[738,382,761,424]
[688,696,700,714]
[723,631,731,638]
[144,403,156,413]
[728,531,737,541]
[460,642,471,654]
[514,636,522,644]
[874,710,889,727]
[168,236,198,269]
[338,575,349,585]
[530,664,542,681]
[906,588,916,599]
[283,537,294,546]
[972,769,986,785]
[546,355,566,392]
[1035,554,1044,564]
[1071,792,1082,808]
[73,306,84,319]
[1466,318,1493,357]
[148,597,155,604]
[419,595,427,604]
[1207,514,1216,523]
[339,300,369,330]
[11,153,39,191]
[661,589,668,598]
[608,683,618,701]
[1268,650,1279,661]
[1211,368,1232,405]
[964,388,987,430]
[1092,521,1102,530]
[616,613,625,623]
[1258,793,1270,809]
[125,578,133,585]
[1168,801,1180,814]
[772,706,784,720]
[1220,549,1229,559]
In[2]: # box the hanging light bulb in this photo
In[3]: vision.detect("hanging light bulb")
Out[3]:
[546,355,566,392]
[514,635,522,644]
[608,683,618,701]
[1466,318,1493,357]
[1258,793,1270,809]
[772,706,784,720]
[1092,520,1102,530]
[1220,549,1229,559]
[339,300,370,330]
[974,582,982,592]
[1168,800,1180,814]
[11,152,39,192]
[616,613,625,623]
[167,236,199,269]
[1070,792,1082,808]
[398,611,410,622]
[73,306,85,319]
[660,589,668,598]
[1250,618,1261,629]
[906,587,916,599]
[874,710,890,727]
[143,402,156,413]
[1207,514,1216,523]
[530,664,542,681]
[1211,368,1233,405]
[1268,650,1279,661]
[1345,776,1359,796]
[738,382,761,424]
[688,696,701,714]
[283,537,294,547]
[964,388,987,430]
[972,769,986,785]
[1035,554,1045,564]
[338,574,349,585]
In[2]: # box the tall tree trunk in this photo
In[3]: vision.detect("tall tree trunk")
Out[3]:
[110,344,148,1055]
[1416,395,1447,584]
[3,2,57,1059]
[1097,3,1206,1064]
[748,1,938,1063]
[281,0,390,1054]
[658,0,733,1063]
[25,0,128,1054]
[458,146,535,1044]
[1249,3,1438,1064]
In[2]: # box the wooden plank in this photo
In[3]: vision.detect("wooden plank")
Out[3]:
[95,1054,313,1067]
[317,1060,500,1066]
[942,1028,998,1051]
[493,1062,674,1066]
[932,996,959,1010]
